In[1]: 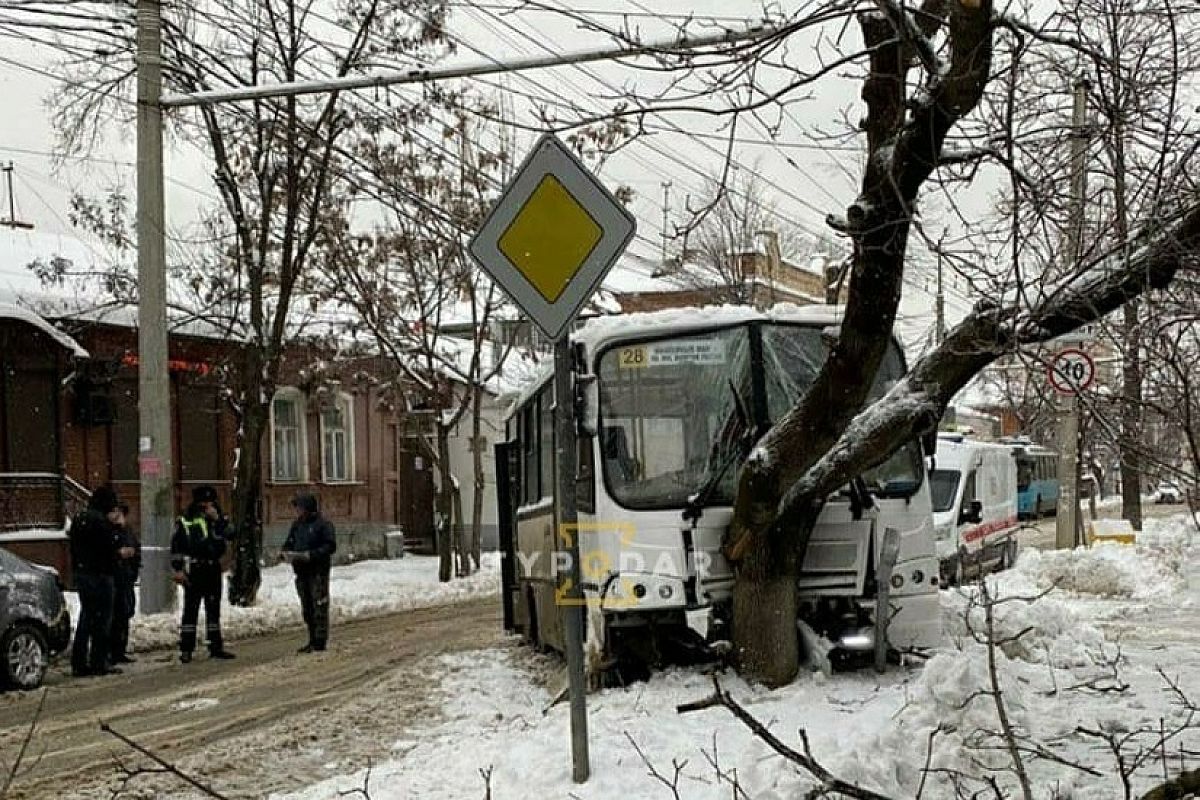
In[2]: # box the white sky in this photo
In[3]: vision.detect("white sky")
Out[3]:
[0,0,998,352]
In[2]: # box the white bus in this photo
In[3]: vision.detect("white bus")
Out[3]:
[495,305,941,674]
[930,433,1020,583]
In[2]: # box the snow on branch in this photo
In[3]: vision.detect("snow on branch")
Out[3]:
[775,199,1200,524]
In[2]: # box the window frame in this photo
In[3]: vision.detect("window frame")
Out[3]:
[320,391,355,483]
[270,387,308,483]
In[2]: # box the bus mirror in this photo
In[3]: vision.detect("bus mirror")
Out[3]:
[577,375,599,437]
[921,430,938,457]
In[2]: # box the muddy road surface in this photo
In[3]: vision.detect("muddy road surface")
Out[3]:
[0,597,503,799]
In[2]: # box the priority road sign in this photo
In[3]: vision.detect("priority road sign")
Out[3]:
[1048,348,1096,395]
[469,133,636,340]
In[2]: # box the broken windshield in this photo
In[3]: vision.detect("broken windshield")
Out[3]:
[598,327,752,509]
[597,322,924,510]
[761,323,923,498]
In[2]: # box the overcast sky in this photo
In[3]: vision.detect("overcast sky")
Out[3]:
[0,0,998,350]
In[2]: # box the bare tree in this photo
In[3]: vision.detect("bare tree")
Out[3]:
[5,0,452,603]
[672,169,817,305]
[326,102,514,581]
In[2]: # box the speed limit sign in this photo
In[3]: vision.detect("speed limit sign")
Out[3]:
[1048,348,1096,395]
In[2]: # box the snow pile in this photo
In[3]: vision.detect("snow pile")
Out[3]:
[836,645,1031,794]
[941,577,1107,667]
[68,554,500,652]
[1005,516,1193,601]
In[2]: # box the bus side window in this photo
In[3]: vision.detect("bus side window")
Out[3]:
[577,435,595,513]
[523,401,539,505]
[539,387,554,501]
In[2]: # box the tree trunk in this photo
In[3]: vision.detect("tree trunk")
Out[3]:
[436,425,453,583]
[470,383,484,570]
[732,548,799,687]
[1111,123,1144,532]
[228,398,267,606]
[1121,300,1144,530]
[453,483,468,577]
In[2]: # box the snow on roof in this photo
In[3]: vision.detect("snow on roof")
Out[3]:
[0,301,88,358]
[575,301,843,352]
[504,303,846,416]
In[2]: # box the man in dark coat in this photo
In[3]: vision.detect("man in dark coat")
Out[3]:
[109,503,141,664]
[171,485,235,663]
[281,492,336,652]
[68,485,132,677]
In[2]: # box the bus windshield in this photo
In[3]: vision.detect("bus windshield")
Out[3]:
[598,327,752,509]
[597,322,924,510]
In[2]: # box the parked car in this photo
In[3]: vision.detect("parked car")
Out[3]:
[1154,481,1183,505]
[0,546,71,690]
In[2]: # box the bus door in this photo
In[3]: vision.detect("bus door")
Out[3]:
[494,441,520,632]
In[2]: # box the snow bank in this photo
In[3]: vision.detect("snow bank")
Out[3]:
[1006,513,1194,600]
[68,554,500,652]
[280,514,1200,800]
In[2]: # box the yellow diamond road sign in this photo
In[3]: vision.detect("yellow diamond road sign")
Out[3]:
[469,134,636,340]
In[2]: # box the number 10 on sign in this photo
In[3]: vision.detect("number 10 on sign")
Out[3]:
[1048,348,1095,395]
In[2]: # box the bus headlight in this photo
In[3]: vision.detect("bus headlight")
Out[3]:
[658,584,674,600]
[837,628,875,651]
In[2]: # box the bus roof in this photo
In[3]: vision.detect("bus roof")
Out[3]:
[504,303,847,418]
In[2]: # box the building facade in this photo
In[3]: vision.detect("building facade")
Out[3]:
[0,307,461,580]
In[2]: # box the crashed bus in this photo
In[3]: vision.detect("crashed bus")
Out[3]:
[494,305,941,674]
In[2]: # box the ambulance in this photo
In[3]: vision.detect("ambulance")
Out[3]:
[930,433,1020,583]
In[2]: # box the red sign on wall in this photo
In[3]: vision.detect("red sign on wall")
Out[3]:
[138,457,162,477]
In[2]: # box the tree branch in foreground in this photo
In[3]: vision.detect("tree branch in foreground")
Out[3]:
[100,722,230,800]
[677,676,898,800]
[776,199,1200,523]
[0,688,48,798]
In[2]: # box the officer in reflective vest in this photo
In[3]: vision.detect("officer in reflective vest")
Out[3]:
[170,485,235,663]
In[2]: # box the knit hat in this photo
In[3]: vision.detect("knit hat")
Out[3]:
[291,492,319,514]
[89,485,120,514]
[192,485,219,505]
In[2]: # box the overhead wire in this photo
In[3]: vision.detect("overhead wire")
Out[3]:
[1,3,970,309]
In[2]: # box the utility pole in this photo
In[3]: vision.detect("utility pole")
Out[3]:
[136,0,175,613]
[1055,78,1090,551]
[660,181,672,266]
[0,163,34,230]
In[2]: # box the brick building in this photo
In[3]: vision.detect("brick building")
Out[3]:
[0,303,443,581]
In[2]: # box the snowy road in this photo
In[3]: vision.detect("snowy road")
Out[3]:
[0,596,503,799]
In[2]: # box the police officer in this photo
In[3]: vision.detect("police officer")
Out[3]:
[281,492,336,652]
[171,486,235,663]
[109,503,141,665]
[68,485,132,677]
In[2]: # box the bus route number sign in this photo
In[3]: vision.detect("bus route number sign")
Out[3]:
[1048,348,1095,395]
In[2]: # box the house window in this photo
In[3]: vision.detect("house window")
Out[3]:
[321,393,354,483]
[271,389,306,482]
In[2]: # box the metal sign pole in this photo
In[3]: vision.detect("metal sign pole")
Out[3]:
[554,335,590,783]
[1055,394,1080,550]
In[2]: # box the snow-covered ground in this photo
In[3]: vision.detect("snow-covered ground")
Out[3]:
[66,553,501,652]
[282,514,1200,800]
